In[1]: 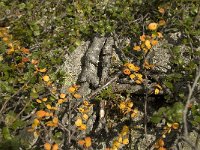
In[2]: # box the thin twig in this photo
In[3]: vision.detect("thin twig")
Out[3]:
[181,136,197,150]
[87,71,122,99]
[0,80,31,115]
[183,68,200,137]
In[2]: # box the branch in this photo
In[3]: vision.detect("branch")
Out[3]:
[183,68,200,137]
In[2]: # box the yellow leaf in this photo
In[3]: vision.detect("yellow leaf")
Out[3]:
[83,100,89,106]
[42,97,48,102]
[143,60,154,69]
[33,119,40,125]
[39,68,47,73]
[43,75,50,82]
[155,88,160,95]
[46,121,56,127]
[118,136,123,143]
[122,138,129,145]
[158,20,166,26]
[46,104,52,110]
[133,45,141,51]
[127,63,140,72]
[85,137,92,148]
[127,101,133,108]
[135,73,143,80]
[148,23,158,30]
[119,102,126,110]
[44,143,51,150]
[131,112,137,118]
[155,84,162,90]
[157,32,163,38]
[113,140,121,148]
[51,107,58,110]
[129,74,135,80]
[36,99,42,103]
[78,107,85,113]
[33,131,39,138]
[82,114,89,120]
[121,126,129,136]
[145,40,151,49]
[75,118,82,127]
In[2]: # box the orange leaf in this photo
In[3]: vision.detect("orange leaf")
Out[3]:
[122,138,129,145]
[158,7,165,14]
[52,143,59,150]
[67,86,76,93]
[53,117,58,124]
[140,35,146,41]
[85,137,92,148]
[60,93,66,99]
[44,143,51,150]
[73,93,82,99]
[57,99,64,104]
[36,110,46,118]
[31,59,39,65]
[172,123,179,129]
[75,118,82,127]
[22,57,29,63]
[151,40,158,46]
[78,140,85,146]
[21,47,30,54]
[158,139,165,147]
[148,23,158,31]
[79,124,87,130]
[123,68,131,75]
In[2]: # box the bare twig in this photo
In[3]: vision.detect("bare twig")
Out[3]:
[183,68,200,137]
[0,80,31,116]
[87,71,122,99]
[181,136,197,150]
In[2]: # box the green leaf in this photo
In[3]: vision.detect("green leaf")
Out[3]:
[2,127,12,140]
[163,81,173,90]
[151,115,162,123]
